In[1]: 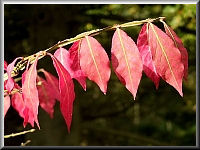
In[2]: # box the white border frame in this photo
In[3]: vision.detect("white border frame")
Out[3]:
[1,0,199,148]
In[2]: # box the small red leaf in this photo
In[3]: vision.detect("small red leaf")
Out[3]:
[11,84,25,119]
[148,23,184,96]
[6,57,22,92]
[69,40,86,90]
[37,75,56,118]
[54,47,86,90]
[4,60,8,71]
[22,56,40,128]
[163,22,188,80]
[111,28,143,99]
[54,47,72,73]
[40,69,60,101]
[137,23,160,89]
[80,36,111,94]
[48,53,75,132]
[4,95,10,117]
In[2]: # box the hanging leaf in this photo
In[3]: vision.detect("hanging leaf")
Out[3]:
[4,95,10,117]
[4,60,8,71]
[68,40,86,90]
[111,28,143,99]
[54,47,86,90]
[54,48,72,73]
[11,84,25,119]
[137,23,160,89]
[37,75,56,118]
[5,57,22,92]
[48,53,75,132]
[162,22,188,80]
[80,36,111,94]
[40,69,60,101]
[22,56,40,128]
[148,23,184,96]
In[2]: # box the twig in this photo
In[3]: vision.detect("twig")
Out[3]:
[4,17,165,81]
[21,140,31,146]
[4,129,36,138]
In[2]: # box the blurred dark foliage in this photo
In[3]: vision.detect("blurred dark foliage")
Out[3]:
[4,4,196,146]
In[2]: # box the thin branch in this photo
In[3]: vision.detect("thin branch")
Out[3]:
[21,140,31,146]
[4,129,36,139]
[4,17,165,81]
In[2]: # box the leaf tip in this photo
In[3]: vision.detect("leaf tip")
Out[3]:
[132,94,136,101]
[67,126,71,134]
[82,85,87,91]
[36,121,40,130]
[179,91,183,97]
[155,84,159,90]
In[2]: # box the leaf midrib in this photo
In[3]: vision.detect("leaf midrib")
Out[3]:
[117,28,134,92]
[85,36,103,86]
[53,57,69,108]
[163,23,179,48]
[149,23,179,89]
[27,59,37,115]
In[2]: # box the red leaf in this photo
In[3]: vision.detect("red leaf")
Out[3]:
[54,47,86,90]
[148,23,184,96]
[137,23,160,89]
[11,84,25,119]
[6,57,22,92]
[48,53,75,132]
[80,36,111,94]
[69,40,86,90]
[40,69,60,101]
[111,28,143,99]
[37,75,56,118]
[4,95,10,117]
[22,56,40,128]
[162,22,188,80]
[4,60,8,71]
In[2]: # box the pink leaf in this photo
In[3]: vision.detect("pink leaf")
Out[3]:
[80,36,111,94]
[4,95,10,117]
[148,23,184,96]
[137,23,160,89]
[68,40,86,90]
[54,47,72,74]
[111,28,143,100]
[6,57,22,92]
[22,56,40,128]
[37,75,56,118]
[11,84,25,119]
[54,46,86,90]
[48,53,75,132]
[40,69,60,101]
[163,22,188,80]
[4,60,8,71]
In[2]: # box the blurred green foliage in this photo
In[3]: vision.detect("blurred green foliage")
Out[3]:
[4,4,196,146]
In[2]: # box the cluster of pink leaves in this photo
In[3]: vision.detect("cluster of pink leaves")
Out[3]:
[4,22,188,132]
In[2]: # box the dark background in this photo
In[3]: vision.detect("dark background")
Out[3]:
[4,4,196,146]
